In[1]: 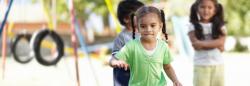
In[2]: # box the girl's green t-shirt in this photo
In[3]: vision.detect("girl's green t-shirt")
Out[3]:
[115,38,173,86]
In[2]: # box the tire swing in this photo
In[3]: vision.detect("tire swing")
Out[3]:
[30,29,64,66]
[11,33,33,64]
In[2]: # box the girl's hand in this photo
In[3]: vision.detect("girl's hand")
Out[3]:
[218,45,224,52]
[192,41,203,50]
[110,60,129,71]
[173,81,182,86]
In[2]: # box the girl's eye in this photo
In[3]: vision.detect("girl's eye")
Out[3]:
[151,24,155,27]
[208,6,213,9]
[140,25,146,28]
[200,6,205,9]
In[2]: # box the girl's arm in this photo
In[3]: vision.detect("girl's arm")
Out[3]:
[109,56,129,70]
[163,64,182,86]
[112,36,124,56]
[196,35,225,51]
[188,29,226,51]
[188,31,205,50]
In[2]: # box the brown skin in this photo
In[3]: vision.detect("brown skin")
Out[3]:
[190,0,226,52]
[198,0,216,23]
[188,29,226,52]
[109,57,129,71]
[110,58,182,86]
[110,13,182,86]
[164,64,182,86]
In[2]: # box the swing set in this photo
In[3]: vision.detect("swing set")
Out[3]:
[1,0,120,86]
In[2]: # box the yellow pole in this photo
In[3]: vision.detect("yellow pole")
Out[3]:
[41,0,54,30]
[104,0,121,33]
[7,22,14,38]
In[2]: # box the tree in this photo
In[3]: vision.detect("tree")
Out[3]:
[39,0,110,23]
[39,0,160,24]
[226,0,250,36]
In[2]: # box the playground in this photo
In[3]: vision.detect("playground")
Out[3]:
[1,0,250,86]
[0,53,250,86]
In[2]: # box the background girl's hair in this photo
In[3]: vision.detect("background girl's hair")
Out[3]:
[133,6,168,41]
[160,10,168,41]
[117,0,144,25]
[190,0,225,40]
[130,13,136,39]
[190,3,204,40]
[212,3,225,38]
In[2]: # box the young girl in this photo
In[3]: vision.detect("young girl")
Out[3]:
[188,0,226,86]
[112,0,144,86]
[110,6,182,86]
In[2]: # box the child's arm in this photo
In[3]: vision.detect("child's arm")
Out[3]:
[188,30,226,51]
[112,36,124,56]
[109,56,129,71]
[110,40,132,70]
[163,64,182,86]
[194,36,225,51]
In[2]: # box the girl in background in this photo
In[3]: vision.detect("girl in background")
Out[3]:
[188,0,226,86]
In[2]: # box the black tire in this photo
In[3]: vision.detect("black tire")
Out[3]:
[11,33,33,64]
[31,29,64,66]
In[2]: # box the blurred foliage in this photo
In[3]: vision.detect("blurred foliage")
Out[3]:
[234,39,248,52]
[169,0,193,16]
[33,0,165,25]
[226,0,250,36]
[38,0,109,23]
[30,0,250,37]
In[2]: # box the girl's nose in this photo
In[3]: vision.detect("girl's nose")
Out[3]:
[204,8,210,13]
[145,27,153,32]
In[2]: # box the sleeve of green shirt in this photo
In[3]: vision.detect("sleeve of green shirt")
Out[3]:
[115,43,131,63]
[163,43,173,64]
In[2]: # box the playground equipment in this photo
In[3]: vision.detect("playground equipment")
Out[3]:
[171,16,194,58]
[0,0,13,37]
[2,0,86,66]
[1,0,14,79]
[1,0,115,85]
[30,29,64,66]
[1,0,33,68]
[65,0,120,85]
[66,0,81,85]
[28,0,64,66]
[11,32,33,64]
[104,0,121,34]
[6,0,65,66]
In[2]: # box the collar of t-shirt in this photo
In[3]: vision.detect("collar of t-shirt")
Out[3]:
[139,38,158,57]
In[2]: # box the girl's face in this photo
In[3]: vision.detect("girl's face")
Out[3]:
[197,0,216,22]
[138,13,162,41]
